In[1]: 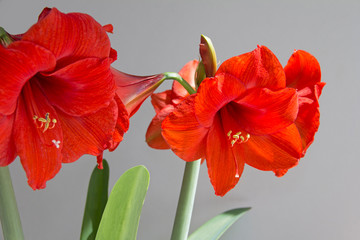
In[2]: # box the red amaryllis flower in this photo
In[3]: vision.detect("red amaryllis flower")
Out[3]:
[274,49,325,176]
[161,46,325,196]
[145,60,198,149]
[0,8,130,189]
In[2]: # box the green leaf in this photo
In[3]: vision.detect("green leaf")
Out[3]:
[188,207,251,240]
[80,159,110,240]
[95,165,150,240]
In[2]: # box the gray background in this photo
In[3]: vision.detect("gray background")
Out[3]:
[0,0,359,239]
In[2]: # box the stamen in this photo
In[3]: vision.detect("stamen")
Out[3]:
[227,129,251,147]
[49,119,57,129]
[33,112,57,132]
[244,134,250,143]
[227,130,232,138]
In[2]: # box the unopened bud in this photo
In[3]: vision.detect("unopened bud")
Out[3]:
[199,34,217,77]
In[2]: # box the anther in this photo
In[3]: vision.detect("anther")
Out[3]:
[227,130,251,146]
[49,119,57,129]
[33,112,57,132]
[227,130,232,138]
[244,134,250,143]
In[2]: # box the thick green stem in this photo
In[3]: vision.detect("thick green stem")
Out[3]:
[170,160,201,240]
[164,72,200,240]
[0,166,24,240]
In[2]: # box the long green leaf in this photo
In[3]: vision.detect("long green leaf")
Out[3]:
[95,165,150,240]
[188,207,251,240]
[80,159,110,240]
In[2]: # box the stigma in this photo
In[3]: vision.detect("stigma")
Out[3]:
[52,140,61,149]
[227,130,250,147]
[33,112,57,132]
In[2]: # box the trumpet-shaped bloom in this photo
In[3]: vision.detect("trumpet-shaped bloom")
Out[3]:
[0,8,130,189]
[160,46,324,196]
[146,60,198,149]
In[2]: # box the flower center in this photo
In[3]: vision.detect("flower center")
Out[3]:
[33,112,57,133]
[227,130,250,147]
[226,130,250,179]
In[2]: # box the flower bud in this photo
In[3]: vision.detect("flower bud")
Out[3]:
[199,34,217,77]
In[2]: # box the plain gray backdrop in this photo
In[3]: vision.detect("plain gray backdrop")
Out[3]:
[0,0,359,239]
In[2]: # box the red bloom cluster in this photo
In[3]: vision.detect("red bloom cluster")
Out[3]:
[147,46,325,196]
[0,8,162,189]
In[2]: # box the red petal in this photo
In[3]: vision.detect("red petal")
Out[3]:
[109,48,117,61]
[285,49,325,153]
[40,58,116,116]
[236,124,301,171]
[161,96,207,161]
[37,7,52,21]
[0,42,56,115]
[58,99,119,163]
[151,90,173,114]
[0,114,16,166]
[233,87,298,135]
[217,45,286,90]
[108,95,129,151]
[102,24,113,33]
[113,68,165,117]
[146,104,175,149]
[195,73,247,127]
[205,114,244,196]
[13,80,63,190]
[285,50,321,90]
[295,83,325,154]
[172,60,198,98]
[22,8,111,60]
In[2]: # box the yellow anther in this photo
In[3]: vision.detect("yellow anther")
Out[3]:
[227,130,251,147]
[243,134,250,142]
[227,130,232,138]
[33,112,57,132]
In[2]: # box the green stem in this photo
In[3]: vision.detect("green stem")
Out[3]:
[0,166,24,240]
[163,72,196,95]
[164,72,200,240]
[170,160,201,240]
